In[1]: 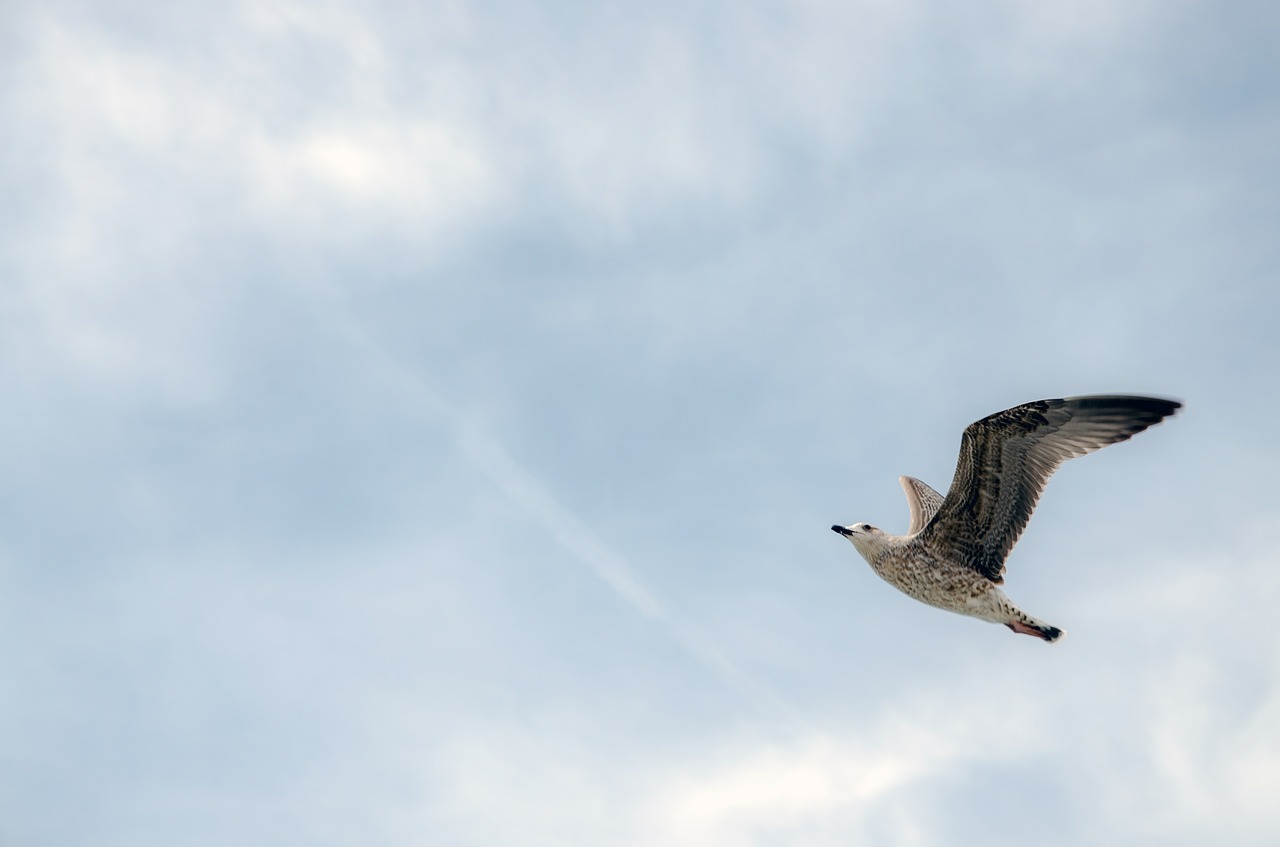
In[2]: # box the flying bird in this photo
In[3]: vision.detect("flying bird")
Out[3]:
[832,395,1181,642]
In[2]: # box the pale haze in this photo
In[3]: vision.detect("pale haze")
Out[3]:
[2,2,1278,845]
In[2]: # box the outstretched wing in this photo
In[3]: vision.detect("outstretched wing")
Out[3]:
[900,475,945,535]
[920,395,1181,583]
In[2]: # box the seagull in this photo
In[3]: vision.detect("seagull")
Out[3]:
[832,395,1181,642]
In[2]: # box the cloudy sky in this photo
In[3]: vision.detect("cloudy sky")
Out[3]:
[2,1,1279,844]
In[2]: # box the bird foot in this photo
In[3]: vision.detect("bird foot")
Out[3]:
[1006,620,1062,642]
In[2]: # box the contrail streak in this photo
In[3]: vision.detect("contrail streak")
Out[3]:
[329,310,808,730]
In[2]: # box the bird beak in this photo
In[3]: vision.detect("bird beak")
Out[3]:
[831,525,853,536]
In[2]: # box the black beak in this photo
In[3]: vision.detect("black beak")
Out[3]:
[831,525,852,536]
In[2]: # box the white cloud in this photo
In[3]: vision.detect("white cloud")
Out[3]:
[643,711,1041,846]
[6,9,501,401]
[244,121,492,234]
[21,10,498,237]
[411,534,1280,847]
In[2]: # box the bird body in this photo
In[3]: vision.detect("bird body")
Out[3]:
[833,395,1181,642]
[838,518,1062,640]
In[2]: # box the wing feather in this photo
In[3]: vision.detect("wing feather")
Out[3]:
[919,395,1181,582]
[900,475,946,535]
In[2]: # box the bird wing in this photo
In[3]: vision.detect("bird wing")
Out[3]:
[919,395,1181,583]
[899,475,945,535]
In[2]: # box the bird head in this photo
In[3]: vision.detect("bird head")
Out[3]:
[831,523,885,559]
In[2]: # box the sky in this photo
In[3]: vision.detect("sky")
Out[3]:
[2,1,1279,845]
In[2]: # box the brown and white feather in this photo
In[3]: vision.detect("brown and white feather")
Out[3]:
[918,395,1182,583]
[899,475,945,536]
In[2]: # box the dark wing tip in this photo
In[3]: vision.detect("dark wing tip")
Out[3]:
[1064,394,1183,429]
[1068,394,1182,414]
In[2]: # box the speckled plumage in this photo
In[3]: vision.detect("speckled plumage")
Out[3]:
[833,395,1181,642]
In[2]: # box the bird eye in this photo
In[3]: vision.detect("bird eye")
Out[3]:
[862,524,873,532]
